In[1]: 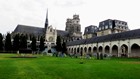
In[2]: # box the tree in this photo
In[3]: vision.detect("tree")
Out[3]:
[13,34,20,51]
[62,42,67,54]
[39,36,45,51]
[31,36,36,52]
[0,33,3,51]
[5,33,12,52]
[56,36,62,52]
[20,34,27,49]
[56,36,62,56]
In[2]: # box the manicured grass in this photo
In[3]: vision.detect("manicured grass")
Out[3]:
[0,54,140,79]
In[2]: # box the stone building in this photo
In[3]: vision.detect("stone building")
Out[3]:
[65,14,82,40]
[97,19,129,36]
[83,25,97,39]
[66,19,140,57]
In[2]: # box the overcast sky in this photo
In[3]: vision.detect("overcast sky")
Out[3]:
[0,0,140,34]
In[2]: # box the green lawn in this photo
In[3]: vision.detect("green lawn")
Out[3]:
[0,54,140,79]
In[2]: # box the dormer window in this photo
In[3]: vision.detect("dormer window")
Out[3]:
[102,22,104,25]
[86,29,88,32]
[109,25,112,28]
[102,26,104,30]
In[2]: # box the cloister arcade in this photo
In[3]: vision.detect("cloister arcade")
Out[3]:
[67,39,140,57]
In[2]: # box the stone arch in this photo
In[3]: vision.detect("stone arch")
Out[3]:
[88,47,92,53]
[98,46,103,53]
[80,47,83,56]
[112,45,118,57]
[84,47,87,53]
[74,48,76,54]
[67,48,69,52]
[131,43,140,57]
[105,45,110,54]
[71,48,73,53]
[121,44,128,57]
[77,47,80,53]
[93,47,97,53]
[67,48,70,53]
[80,47,83,52]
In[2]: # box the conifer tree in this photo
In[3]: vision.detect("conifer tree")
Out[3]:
[56,36,62,52]
[62,42,67,54]
[31,36,36,51]
[39,36,45,51]
[0,33,3,51]
[5,33,12,52]
[13,34,20,51]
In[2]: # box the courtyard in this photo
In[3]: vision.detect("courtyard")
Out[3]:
[0,54,140,79]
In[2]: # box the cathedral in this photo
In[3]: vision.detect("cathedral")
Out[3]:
[12,11,82,52]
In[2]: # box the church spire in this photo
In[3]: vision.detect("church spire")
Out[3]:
[45,9,49,30]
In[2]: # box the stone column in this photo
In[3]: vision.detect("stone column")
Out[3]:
[109,42,112,55]
[118,41,121,57]
[128,39,131,57]
[97,43,99,53]
[102,43,105,54]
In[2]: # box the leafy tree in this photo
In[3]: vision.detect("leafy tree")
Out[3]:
[5,33,12,51]
[13,34,20,51]
[56,36,62,52]
[0,33,3,51]
[62,42,67,54]
[20,34,27,49]
[31,36,36,51]
[39,36,45,51]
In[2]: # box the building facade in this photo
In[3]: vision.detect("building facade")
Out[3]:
[67,29,140,57]
[66,19,140,57]
[65,14,82,40]
[83,25,97,39]
[97,19,129,36]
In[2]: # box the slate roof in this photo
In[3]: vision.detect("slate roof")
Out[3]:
[57,30,69,37]
[13,24,69,37]
[13,24,44,36]
[67,29,140,46]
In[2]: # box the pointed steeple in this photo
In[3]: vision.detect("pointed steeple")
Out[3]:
[45,9,49,30]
